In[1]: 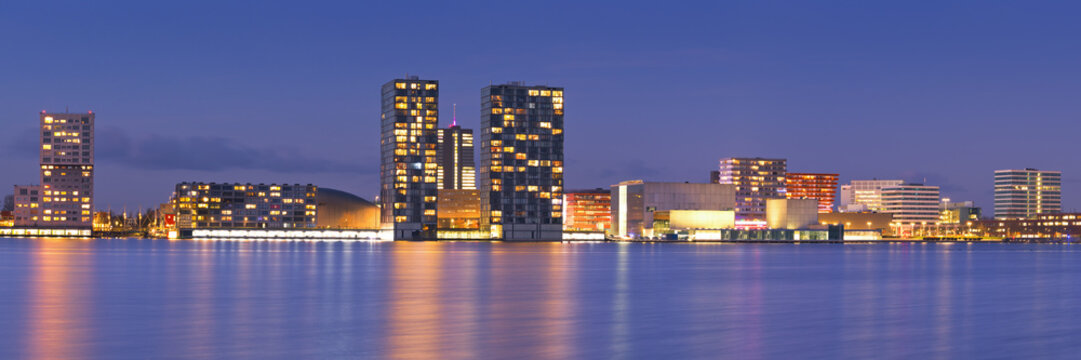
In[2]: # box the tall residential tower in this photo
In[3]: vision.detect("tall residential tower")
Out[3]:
[17,111,95,228]
[479,82,564,240]
[380,77,439,239]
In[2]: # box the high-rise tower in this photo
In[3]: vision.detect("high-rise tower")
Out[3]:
[36,111,94,228]
[436,105,476,190]
[380,76,439,239]
[479,82,564,240]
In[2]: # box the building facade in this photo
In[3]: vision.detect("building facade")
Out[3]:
[380,76,440,239]
[717,157,786,220]
[973,213,1081,238]
[940,200,981,224]
[13,112,95,228]
[610,180,736,239]
[437,189,481,230]
[839,179,904,212]
[12,185,42,227]
[479,83,564,240]
[563,188,611,233]
[766,198,819,230]
[881,183,940,224]
[993,168,1061,219]
[785,173,839,213]
[436,124,476,190]
[173,183,317,229]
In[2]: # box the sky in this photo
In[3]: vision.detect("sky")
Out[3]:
[3,0,1081,211]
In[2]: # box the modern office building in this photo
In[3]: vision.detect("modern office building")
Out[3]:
[12,112,95,229]
[610,180,736,239]
[380,76,440,239]
[717,157,786,220]
[881,183,940,224]
[479,82,564,240]
[173,182,317,229]
[786,173,839,213]
[436,123,476,190]
[838,179,904,212]
[563,188,611,233]
[993,168,1061,219]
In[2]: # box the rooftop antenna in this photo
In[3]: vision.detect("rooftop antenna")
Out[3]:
[452,103,457,127]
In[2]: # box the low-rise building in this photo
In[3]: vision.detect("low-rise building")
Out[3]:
[973,213,1081,238]
[818,212,894,231]
[174,182,317,230]
[610,180,735,239]
[316,188,380,229]
[766,198,819,230]
[12,185,42,227]
[839,179,904,212]
[563,188,611,233]
[437,189,481,230]
[939,200,981,225]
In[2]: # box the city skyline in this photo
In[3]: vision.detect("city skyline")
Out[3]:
[5,1,1081,211]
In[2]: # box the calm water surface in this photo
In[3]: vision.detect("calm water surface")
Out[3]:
[0,238,1080,359]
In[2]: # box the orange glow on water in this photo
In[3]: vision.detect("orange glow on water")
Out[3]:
[28,239,93,359]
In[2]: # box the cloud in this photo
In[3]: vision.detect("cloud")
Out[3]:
[5,126,376,174]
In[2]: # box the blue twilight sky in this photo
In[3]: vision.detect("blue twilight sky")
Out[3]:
[2,0,1081,211]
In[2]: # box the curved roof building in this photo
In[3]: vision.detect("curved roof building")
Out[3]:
[317,188,380,229]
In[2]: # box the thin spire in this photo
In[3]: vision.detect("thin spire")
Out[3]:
[452,103,457,127]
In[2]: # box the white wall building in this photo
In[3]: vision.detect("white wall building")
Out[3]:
[839,179,903,212]
[994,168,1061,219]
[610,180,736,239]
[881,184,940,224]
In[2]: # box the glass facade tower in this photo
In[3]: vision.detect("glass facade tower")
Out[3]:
[380,76,439,239]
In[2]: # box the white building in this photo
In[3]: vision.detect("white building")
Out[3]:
[839,179,903,212]
[881,184,940,224]
[610,180,736,239]
[994,168,1061,219]
[766,198,819,230]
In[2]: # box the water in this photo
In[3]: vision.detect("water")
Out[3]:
[0,239,1080,359]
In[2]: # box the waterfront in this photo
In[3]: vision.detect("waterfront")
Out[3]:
[1,239,1081,359]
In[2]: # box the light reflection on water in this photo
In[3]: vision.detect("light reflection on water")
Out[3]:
[2,239,1081,359]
